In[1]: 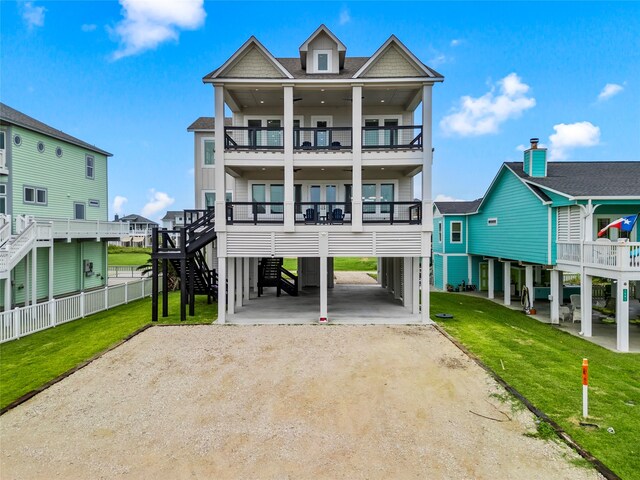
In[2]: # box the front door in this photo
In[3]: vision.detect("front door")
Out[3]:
[309,184,337,220]
[479,263,488,291]
[266,119,282,147]
[311,116,332,147]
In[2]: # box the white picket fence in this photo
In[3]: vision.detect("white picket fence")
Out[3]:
[108,265,147,278]
[0,277,156,344]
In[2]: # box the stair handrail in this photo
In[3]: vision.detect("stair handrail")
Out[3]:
[0,221,37,272]
[0,217,11,247]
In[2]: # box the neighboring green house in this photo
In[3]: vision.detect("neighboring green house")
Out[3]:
[0,103,127,310]
[432,199,481,291]
[434,139,640,352]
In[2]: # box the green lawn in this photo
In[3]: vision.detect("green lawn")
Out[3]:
[0,293,216,410]
[108,252,150,266]
[282,257,377,272]
[432,292,640,479]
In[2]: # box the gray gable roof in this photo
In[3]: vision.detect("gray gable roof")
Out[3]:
[435,199,482,215]
[506,161,640,197]
[0,102,111,156]
[187,117,232,132]
[161,210,182,220]
[118,214,158,225]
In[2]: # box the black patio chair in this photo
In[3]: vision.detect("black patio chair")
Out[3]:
[304,208,316,224]
[331,208,344,224]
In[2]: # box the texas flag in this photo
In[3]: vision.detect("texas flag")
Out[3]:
[597,214,639,237]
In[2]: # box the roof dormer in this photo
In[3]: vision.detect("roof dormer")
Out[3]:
[299,24,346,74]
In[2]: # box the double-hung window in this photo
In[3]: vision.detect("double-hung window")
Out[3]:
[203,139,215,166]
[450,221,462,243]
[86,155,95,179]
[24,186,47,205]
[314,50,331,73]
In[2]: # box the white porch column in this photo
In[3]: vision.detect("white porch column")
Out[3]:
[412,257,420,314]
[227,257,235,315]
[235,258,242,309]
[25,253,30,307]
[320,256,328,321]
[487,258,495,300]
[243,257,250,302]
[214,85,226,229]
[403,257,412,308]
[503,261,511,306]
[550,269,561,324]
[421,84,433,233]
[48,246,54,300]
[217,257,226,324]
[394,258,402,300]
[351,84,363,231]
[421,256,430,322]
[525,265,534,309]
[31,247,37,306]
[4,277,11,311]
[616,279,630,352]
[252,258,259,297]
[283,85,295,231]
[581,274,593,337]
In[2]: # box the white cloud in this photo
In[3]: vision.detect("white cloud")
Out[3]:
[111,0,206,60]
[81,23,97,32]
[597,83,624,102]
[450,39,461,47]
[339,7,351,25]
[21,1,46,29]
[440,73,536,136]
[516,142,546,152]
[548,121,601,160]
[428,53,449,67]
[434,194,463,202]
[112,195,128,216]
[141,190,175,218]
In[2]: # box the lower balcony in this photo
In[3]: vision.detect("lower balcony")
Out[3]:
[557,241,640,272]
[226,202,421,226]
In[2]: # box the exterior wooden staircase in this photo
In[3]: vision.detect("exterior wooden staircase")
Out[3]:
[150,209,218,321]
[258,257,298,297]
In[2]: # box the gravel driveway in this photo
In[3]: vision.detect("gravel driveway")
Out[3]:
[0,325,601,479]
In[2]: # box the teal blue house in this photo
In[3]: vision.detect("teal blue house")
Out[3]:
[433,139,640,352]
[0,103,127,310]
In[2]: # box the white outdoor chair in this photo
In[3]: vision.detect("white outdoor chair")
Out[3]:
[570,294,582,323]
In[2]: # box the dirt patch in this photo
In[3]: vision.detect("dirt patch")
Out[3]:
[0,325,601,479]
[334,271,377,285]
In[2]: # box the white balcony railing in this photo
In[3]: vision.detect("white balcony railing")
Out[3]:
[557,241,640,272]
[35,218,130,240]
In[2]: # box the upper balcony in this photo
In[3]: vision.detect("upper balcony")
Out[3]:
[224,125,422,152]
[557,241,640,273]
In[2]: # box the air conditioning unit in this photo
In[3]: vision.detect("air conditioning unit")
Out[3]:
[83,260,94,276]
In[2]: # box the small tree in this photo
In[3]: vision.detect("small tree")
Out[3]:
[137,254,180,291]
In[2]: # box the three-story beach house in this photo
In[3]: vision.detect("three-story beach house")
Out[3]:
[0,103,127,311]
[189,25,443,323]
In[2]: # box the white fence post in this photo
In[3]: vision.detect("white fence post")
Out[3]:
[142,279,145,298]
[49,299,56,327]
[104,285,109,310]
[80,291,85,318]
[124,283,128,304]
[13,307,20,340]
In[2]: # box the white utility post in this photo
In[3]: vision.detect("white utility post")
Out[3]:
[616,279,630,352]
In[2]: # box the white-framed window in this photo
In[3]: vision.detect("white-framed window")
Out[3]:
[89,199,100,207]
[74,202,86,219]
[203,190,233,209]
[314,49,332,73]
[487,217,498,226]
[37,141,45,153]
[438,221,443,243]
[56,147,63,157]
[0,184,6,214]
[0,131,5,150]
[13,134,21,146]
[24,185,47,205]
[202,137,215,166]
[450,221,462,243]
[86,155,95,179]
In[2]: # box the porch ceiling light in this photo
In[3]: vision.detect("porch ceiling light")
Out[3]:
[320,100,325,104]
[380,99,385,103]
[260,100,264,104]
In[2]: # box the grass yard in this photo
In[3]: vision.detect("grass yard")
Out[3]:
[108,246,151,266]
[282,257,377,272]
[431,292,640,479]
[0,293,216,410]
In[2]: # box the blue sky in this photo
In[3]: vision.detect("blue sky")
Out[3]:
[2,1,638,220]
